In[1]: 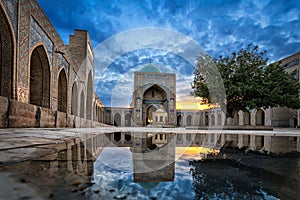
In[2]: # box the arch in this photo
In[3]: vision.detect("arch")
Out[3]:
[57,69,67,113]
[125,113,131,127]
[243,111,250,125]
[187,115,192,126]
[211,114,215,126]
[143,84,168,125]
[233,112,239,125]
[29,45,50,108]
[86,71,93,120]
[177,115,182,127]
[80,90,85,118]
[217,113,222,125]
[145,104,159,125]
[205,112,209,126]
[114,112,121,127]
[71,82,78,116]
[0,6,14,99]
[255,109,265,126]
[113,132,121,143]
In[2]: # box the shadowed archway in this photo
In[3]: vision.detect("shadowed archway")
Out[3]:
[57,69,67,112]
[30,45,50,108]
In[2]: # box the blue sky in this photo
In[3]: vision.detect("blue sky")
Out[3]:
[37,0,300,107]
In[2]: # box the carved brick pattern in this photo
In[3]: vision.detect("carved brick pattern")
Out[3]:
[0,7,13,99]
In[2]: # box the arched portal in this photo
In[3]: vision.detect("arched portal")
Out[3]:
[177,115,182,127]
[29,45,50,108]
[0,7,14,99]
[86,71,93,120]
[255,109,265,126]
[71,82,78,116]
[114,113,121,127]
[146,104,158,125]
[57,69,67,112]
[80,90,85,118]
[143,84,167,126]
[125,113,131,127]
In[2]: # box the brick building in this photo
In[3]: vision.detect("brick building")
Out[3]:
[0,0,105,128]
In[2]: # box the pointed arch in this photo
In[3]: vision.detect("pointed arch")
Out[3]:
[29,45,50,108]
[80,90,85,118]
[86,71,93,120]
[0,6,14,98]
[57,68,67,112]
[71,81,78,116]
[114,112,121,127]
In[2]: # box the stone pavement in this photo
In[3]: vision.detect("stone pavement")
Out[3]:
[0,127,300,164]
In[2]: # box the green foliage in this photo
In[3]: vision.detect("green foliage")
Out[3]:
[193,43,300,117]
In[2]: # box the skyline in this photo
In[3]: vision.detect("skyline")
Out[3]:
[37,0,300,107]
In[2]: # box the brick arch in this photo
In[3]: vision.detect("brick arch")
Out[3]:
[80,90,85,118]
[0,6,14,99]
[29,45,50,108]
[71,81,78,116]
[57,68,67,113]
[86,71,93,120]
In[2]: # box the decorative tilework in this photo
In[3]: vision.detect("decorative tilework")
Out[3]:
[58,53,69,74]
[2,0,18,38]
[30,16,53,69]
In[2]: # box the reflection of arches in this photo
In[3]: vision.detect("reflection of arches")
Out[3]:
[243,111,250,125]
[187,115,192,126]
[86,71,93,120]
[177,115,182,127]
[29,45,50,108]
[80,90,85,118]
[255,109,265,126]
[114,113,121,127]
[71,82,78,116]
[114,132,121,143]
[57,69,67,112]
[0,7,14,99]
[125,113,131,127]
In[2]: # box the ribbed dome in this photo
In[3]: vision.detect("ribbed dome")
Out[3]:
[140,64,161,73]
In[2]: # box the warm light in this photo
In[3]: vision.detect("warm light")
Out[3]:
[176,96,216,110]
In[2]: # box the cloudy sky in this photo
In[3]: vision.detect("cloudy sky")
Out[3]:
[37,0,300,107]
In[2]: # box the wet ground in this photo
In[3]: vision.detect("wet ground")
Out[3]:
[1,146,299,200]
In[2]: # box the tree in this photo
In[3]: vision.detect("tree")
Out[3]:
[193,43,300,117]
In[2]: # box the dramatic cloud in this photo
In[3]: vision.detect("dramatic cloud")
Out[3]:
[38,0,300,106]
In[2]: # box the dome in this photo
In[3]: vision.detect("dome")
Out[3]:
[140,64,161,73]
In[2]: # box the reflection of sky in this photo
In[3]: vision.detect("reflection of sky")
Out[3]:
[93,147,198,199]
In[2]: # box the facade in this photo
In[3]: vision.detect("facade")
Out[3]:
[0,0,105,128]
[132,64,176,127]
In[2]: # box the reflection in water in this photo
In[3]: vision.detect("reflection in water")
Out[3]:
[1,132,300,199]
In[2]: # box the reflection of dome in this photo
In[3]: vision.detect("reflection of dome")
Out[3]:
[139,182,160,191]
[140,64,161,73]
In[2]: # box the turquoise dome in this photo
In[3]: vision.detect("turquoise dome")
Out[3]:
[140,64,161,73]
